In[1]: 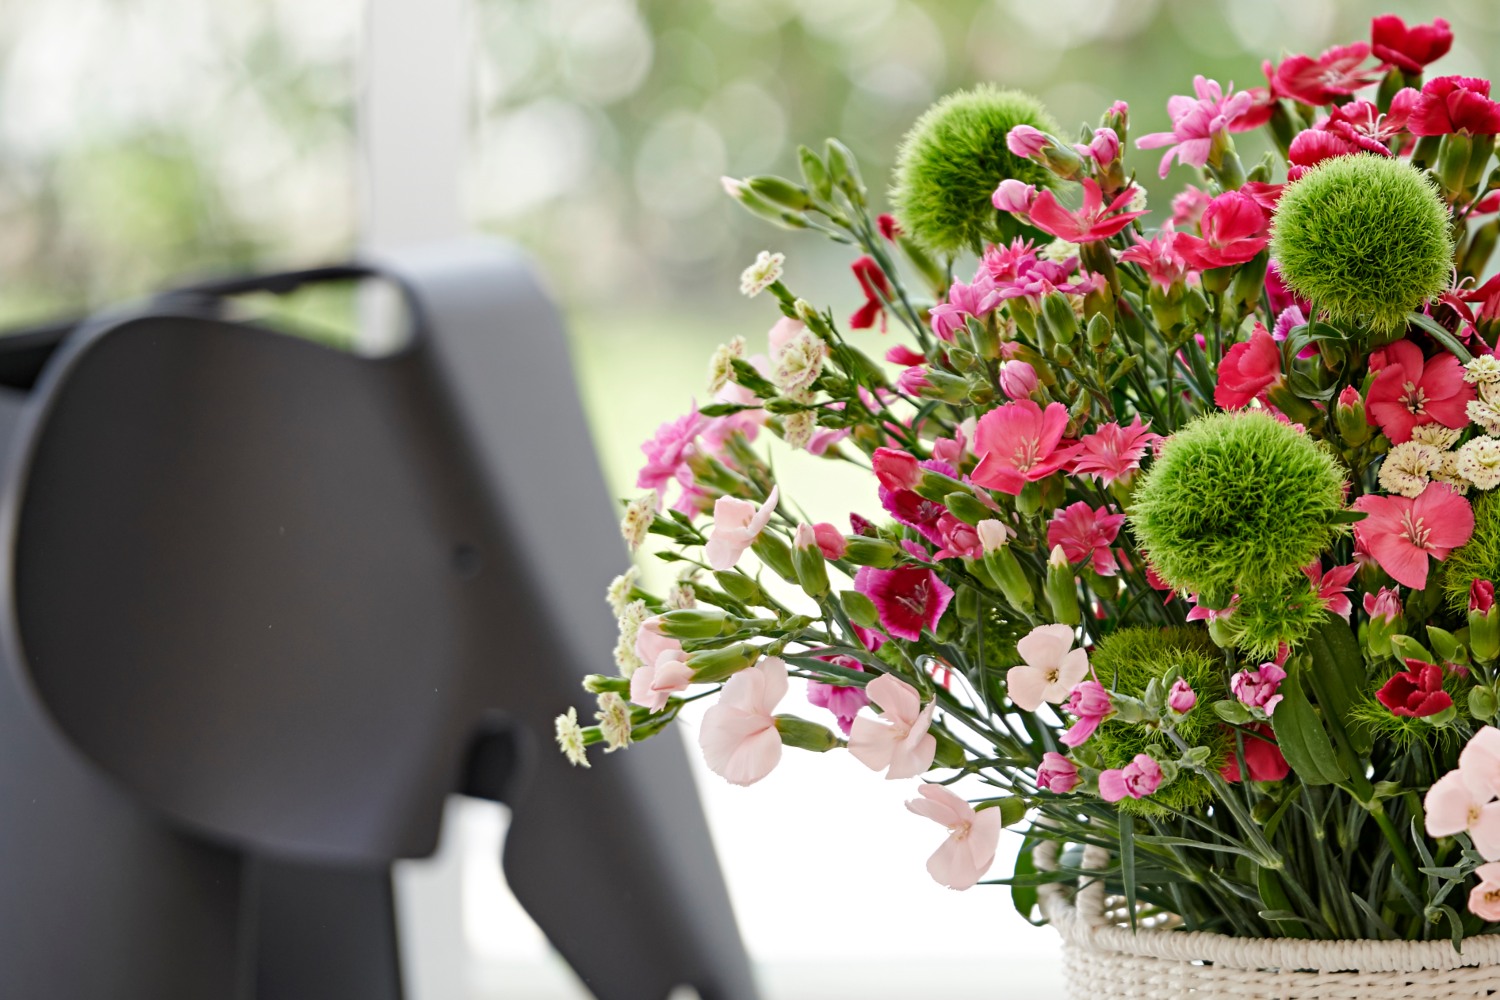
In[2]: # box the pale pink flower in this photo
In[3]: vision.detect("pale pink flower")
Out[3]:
[1460,726,1500,800]
[906,783,1002,891]
[1136,76,1256,178]
[1046,501,1126,576]
[1098,753,1164,802]
[1231,661,1287,716]
[1007,623,1090,712]
[637,409,707,498]
[630,617,694,712]
[1167,679,1197,713]
[767,316,804,360]
[1469,862,1500,921]
[1037,752,1080,793]
[848,673,937,779]
[1426,767,1500,859]
[704,486,780,571]
[1060,680,1112,748]
[992,178,1038,214]
[699,655,787,786]
[1071,417,1160,487]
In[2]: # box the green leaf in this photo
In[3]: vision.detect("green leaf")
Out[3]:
[1010,841,1041,924]
[1438,903,1466,953]
[1271,659,1348,785]
[1213,699,1255,725]
[1309,617,1374,755]
[1119,813,1138,933]
[1408,311,1474,364]
[1328,509,1369,524]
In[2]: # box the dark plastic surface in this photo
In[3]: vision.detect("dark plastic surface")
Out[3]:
[0,241,759,1000]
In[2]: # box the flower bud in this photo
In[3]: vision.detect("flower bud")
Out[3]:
[1041,292,1080,344]
[839,589,882,630]
[872,447,922,492]
[1167,678,1197,714]
[689,643,760,683]
[715,571,763,605]
[1388,634,1434,665]
[1471,579,1500,663]
[583,674,632,695]
[943,491,993,526]
[980,531,1034,613]
[1334,385,1369,446]
[913,467,970,503]
[1086,313,1113,352]
[796,144,833,201]
[843,537,902,568]
[991,178,1037,214]
[751,532,797,582]
[1438,132,1474,197]
[1006,124,1049,159]
[1045,544,1081,626]
[1036,751,1080,793]
[657,608,735,639]
[998,359,1038,400]
[793,524,831,597]
[812,522,847,560]
[774,714,840,752]
[746,175,814,212]
[1471,685,1499,722]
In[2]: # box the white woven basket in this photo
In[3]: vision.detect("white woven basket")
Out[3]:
[1036,841,1500,999]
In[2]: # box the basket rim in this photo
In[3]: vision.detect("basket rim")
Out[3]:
[1036,841,1500,974]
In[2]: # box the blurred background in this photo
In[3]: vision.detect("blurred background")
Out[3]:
[1,1,1494,997]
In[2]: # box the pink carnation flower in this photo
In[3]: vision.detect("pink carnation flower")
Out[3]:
[1071,417,1160,487]
[1136,76,1255,178]
[971,400,1078,495]
[1060,680,1112,748]
[704,486,780,571]
[1098,753,1163,803]
[854,558,954,642]
[630,618,694,713]
[1046,502,1126,577]
[1366,340,1474,443]
[1214,323,1282,409]
[1172,191,1269,271]
[1006,623,1090,713]
[807,656,868,736]
[637,409,707,499]
[1037,752,1080,793]
[1352,483,1473,590]
[1027,178,1148,243]
[1231,660,1287,716]
[1304,561,1358,620]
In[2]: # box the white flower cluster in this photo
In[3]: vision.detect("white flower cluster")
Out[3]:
[707,336,745,394]
[619,491,657,550]
[1458,357,1500,491]
[614,599,649,676]
[773,328,827,395]
[739,251,785,298]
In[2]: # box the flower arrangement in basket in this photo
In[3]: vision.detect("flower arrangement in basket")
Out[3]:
[557,13,1500,990]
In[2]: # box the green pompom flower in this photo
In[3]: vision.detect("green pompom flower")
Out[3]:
[890,86,1059,255]
[1129,411,1348,604]
[1270,155,1453,335]
[1090,627,1227,815]
[1444,490,1500,612]
[1225,578,1335,659]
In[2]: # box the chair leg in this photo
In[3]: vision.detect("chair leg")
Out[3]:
[251,856,403,1000]
[471,726,760,1000]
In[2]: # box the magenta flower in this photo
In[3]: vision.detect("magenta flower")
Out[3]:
[1060,681,1112,748]
[1364,587,1404,623]
[1287,127,1384,182]
[807,655,867,736]
[1027,178,1148,243]
[1371,15,1453,74]
[1171,191,1269,271]
[934,513,984,562]
[1231,661,1287,716]
[906,783,1001,891]
[929,278,999,342]
[854,560,954,642]
[699,656,788,786]
[879,458,954,548]
[1136,76,1256,178]
[1072,417,1160,487]
[1368,341,1475,445]
[1304,561,1358,621]
[1355,483,1474,590]
[1408,75,1500,137]
[1047,502,1126,577]
[1214,323,1282,410]
[1118,227,1190,290]
[1167,679,1197,714]
[637,409,707,498]
[1475,580,1496,615]
[1099,753,1163,803]
[1186,592,1238,624]
[981,238,1100,308]
[1376,659,1453,719]
[971,400,1078,495]
[1264,44,1380,107]
[848,673,937,779]
[897,366,932,396]
[1037,752,1080,793]
[1074,127,1120,170]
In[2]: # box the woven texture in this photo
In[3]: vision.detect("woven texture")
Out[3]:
[1036,842,1500,999]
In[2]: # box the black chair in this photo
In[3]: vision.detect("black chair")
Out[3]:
[0,240,758,1000]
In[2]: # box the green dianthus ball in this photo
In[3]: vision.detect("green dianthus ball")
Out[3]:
[890,86,1059,255]
[1443,490,1500,612]
[1129,411,1348,604]
[1226,578,1334,659]
[1090,627,1228,815]
[1270,155,1453,335]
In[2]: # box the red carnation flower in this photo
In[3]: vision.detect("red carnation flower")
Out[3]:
[1375,659,1453,718]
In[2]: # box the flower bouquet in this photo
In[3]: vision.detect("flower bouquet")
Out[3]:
[558,14,1500,996]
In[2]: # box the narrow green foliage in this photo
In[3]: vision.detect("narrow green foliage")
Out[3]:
[890,86,1058,255]
[1444,490,1500,612]
[1090,627,1228,815]
[1128,411,1349,602]
[1271,155,1453,335]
